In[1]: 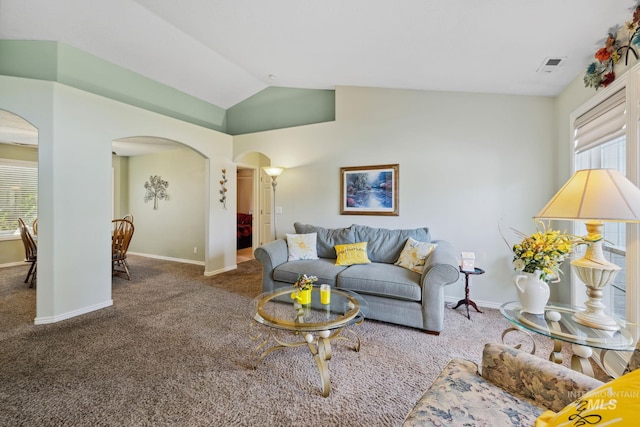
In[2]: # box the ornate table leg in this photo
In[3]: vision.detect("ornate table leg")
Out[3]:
[547,320,563,364]
[571,344,594,377]
[249,323,309,368]
[307,327,362,397]
[249,322,364,397]
[308,331,333,397]
[501,327,537,354]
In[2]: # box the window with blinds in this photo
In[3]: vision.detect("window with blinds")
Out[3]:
[573,88,627,319]
[0,159,38,238]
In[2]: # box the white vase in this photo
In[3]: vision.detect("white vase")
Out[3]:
[514,271,550,315]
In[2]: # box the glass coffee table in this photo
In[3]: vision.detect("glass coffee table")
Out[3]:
[500,301,640,377]
[249,285,369,397]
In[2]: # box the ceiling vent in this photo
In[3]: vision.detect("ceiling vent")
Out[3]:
[537,57,567,73]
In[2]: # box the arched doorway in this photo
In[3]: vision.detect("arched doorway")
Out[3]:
[2,76,236,324]
[234,151,278,249]
[111,136,208,267]
[0,109,39,316]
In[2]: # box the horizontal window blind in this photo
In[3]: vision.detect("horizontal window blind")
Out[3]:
[0,160,38,235]
[574,88,626,153]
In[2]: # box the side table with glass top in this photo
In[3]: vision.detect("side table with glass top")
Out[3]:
[249,285,369,397]
[500,301,640,378]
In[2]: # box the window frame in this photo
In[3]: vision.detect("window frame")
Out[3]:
[0,157,38,242]
[569,69,640,326]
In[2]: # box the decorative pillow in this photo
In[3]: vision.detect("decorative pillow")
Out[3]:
[394,237,437,273]
[294,222,355,258]
[286,233,319,261]
[335,242,371,266]
[535,368,640,426]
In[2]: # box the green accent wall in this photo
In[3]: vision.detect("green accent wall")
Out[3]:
[0,40,336,136]
[226,87,335,135]
[0,40,59,82]
[0,40,227,132]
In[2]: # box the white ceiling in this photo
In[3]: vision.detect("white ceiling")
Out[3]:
[1,0,635,109]
[0,0,635,155]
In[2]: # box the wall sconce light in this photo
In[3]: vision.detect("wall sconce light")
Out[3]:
[263,166,285,239]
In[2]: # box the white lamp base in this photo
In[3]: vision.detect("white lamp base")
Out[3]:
[570,221,621,332]
[573,306,620,331]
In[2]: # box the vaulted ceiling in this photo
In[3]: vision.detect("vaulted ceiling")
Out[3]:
[0,0,634,110]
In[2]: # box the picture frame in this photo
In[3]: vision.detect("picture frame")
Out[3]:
[340,164,399,216]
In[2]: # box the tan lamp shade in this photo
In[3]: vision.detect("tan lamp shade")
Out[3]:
[536,169,640,222]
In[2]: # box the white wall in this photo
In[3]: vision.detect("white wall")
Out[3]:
[235,86,557,307]
[0,75,235,323]
[1,71,601,319]
[128,148,206,263]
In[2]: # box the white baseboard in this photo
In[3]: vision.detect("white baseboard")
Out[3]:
[127,252,205,266]
[204,264,238,276]
[444,295,503,310]
[34,299,113,325]
[0,261,28,269]
[128,252,238,276]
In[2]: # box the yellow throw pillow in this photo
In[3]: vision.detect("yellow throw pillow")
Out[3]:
[394,237,437,273]
[335,242,371,266]
[535,368,640,426]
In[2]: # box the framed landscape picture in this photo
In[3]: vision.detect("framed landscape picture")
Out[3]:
[340,164,399,216]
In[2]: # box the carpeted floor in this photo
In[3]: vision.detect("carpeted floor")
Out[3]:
[0,256,605,426]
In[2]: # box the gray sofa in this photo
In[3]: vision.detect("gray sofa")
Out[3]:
[254,223,460,334]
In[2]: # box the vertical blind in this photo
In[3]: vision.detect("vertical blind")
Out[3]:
[0,160,38,235]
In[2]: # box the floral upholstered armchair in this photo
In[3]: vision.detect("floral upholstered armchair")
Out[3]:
[403,341,640,426]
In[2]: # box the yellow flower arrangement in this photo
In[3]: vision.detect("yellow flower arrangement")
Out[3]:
[294,274,317,291]
[510,221,587,282]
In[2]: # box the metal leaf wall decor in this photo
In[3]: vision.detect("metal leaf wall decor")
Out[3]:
[144,175,169,210]
[219,169,228,209]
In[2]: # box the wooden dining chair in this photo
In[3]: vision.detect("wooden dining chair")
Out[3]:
[18,218,37,287]
[122,214,133,223]
[32,218,38,236]
[112,219,135,280]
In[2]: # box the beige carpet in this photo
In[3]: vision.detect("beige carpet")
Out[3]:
[0,256,604,426]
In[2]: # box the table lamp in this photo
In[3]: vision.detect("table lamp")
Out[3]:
[536,169,640,331]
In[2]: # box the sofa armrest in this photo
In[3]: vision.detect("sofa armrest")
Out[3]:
[481,342,603,412]
[254,239,289,293]
[421,239,460,288]
[418,240,460,332]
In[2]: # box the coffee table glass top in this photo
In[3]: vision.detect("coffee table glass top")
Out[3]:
[250,286,369,332]
[500,301,640,351]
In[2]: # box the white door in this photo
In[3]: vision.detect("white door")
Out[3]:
[259,169,272,245]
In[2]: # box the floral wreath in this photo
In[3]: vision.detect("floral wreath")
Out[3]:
[585,2,640,90]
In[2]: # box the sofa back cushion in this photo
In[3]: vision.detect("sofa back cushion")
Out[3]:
[353,225,431,264]
[294,222,355,258]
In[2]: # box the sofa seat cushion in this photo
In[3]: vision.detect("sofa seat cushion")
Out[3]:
[403,358,545,427]
[337,263,421,301]
[273,259,348,287]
